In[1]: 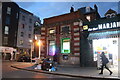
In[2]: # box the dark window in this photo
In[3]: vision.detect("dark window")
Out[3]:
[6,16,10,25]
[22,24,25,29]
[62,26,69,33]
[29,26,32,31]
[28,34,31,38]
[21,32,24,37]
[29,18,32,23]
[3,37,8,45]
[22,15,25,21]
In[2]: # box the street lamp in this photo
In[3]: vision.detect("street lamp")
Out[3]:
[29,39,33,63]
[37,40,41,59]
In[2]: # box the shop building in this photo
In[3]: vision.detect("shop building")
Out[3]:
[82,9,120,67]
[41,5,100,65]
[0,2,19,60]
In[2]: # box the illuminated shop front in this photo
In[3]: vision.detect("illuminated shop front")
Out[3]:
[83,13,120,68]
[92,37,119,68]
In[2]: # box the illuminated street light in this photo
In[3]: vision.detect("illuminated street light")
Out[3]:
[37,40,41,59]
[29,39,33,63]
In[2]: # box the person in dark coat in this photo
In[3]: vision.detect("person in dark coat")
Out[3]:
[99,52,113,75]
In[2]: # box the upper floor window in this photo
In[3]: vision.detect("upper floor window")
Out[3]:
[6,16,10,25]
[86,15,91,21]
[22,24,25,29]
[34,22,40,27]
[106,14,111,18]
[29,26,32,31]
[111,13,116,18]
[16,13,18,19]
[3,37,8,45]
[29,18,32,23]
[61,26,70,33]
[4,26,9,34]
[20,40,23,45]
[49,29,55,34]
[21,32,24,37]
[7,7,11,15]
[22,15,25,21]
[28,34,31,38]
[86,7,90,13]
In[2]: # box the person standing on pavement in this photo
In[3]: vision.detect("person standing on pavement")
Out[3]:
[99,52,113,75]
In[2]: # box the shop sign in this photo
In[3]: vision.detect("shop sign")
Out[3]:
[88,21,120,31]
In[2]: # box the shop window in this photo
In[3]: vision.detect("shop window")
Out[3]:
[61,38,70,53]
[7,7,11,15]
[4,26,9,34]
[3,37,8,45]
[48,41,56,56]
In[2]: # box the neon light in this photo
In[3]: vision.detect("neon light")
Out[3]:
[61,38,70,53]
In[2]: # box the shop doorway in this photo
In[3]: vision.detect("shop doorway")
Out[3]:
[92,38,118,68]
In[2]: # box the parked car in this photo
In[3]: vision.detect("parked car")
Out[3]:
[17,55,31,62]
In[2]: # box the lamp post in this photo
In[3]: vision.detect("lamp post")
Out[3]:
[29,40,33,63]
[37,40,41,59]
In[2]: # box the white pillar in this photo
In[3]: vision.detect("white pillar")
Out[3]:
[38,40,41,59]
[118,37,120,77]
[30,42,33,63]
[10,52,13,60]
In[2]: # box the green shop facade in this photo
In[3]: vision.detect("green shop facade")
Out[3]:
[81,14,120,69]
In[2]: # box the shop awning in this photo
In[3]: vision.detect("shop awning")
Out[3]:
[88,30,120,40]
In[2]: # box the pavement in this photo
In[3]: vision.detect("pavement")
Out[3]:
[11,62,120,80]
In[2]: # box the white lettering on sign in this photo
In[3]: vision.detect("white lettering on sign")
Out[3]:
[88,21,120,31]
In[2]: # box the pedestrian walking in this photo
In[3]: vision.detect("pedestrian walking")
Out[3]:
[99,52,113,75]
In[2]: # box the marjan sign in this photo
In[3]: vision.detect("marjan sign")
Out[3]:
[88,21,120,31]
